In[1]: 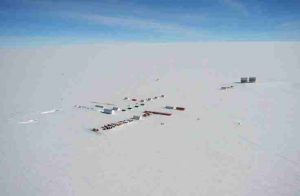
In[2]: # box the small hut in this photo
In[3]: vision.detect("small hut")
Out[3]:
[103,109,115,114]
[112,106,121,111]
[249,77,256,83]
[165,106,175,109]
[133,115,142,120]
[240,77,248,83]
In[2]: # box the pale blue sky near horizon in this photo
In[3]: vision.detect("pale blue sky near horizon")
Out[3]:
[0,0,300,47]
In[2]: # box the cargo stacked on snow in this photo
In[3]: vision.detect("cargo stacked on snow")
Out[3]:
[101,119,134,130]
[124,95,165,103]
[94,113,152,132]
[220,85,234,90]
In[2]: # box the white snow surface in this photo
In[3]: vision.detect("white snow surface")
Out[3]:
[1,42,300,195]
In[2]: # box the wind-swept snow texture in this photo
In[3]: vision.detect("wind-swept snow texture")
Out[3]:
[0,42,300,196]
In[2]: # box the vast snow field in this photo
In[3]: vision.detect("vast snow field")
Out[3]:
[0,42,300,195]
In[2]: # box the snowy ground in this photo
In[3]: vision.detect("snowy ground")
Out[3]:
[0,42,300,195]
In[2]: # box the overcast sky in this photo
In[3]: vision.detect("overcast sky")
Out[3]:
[1,0,300,46]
